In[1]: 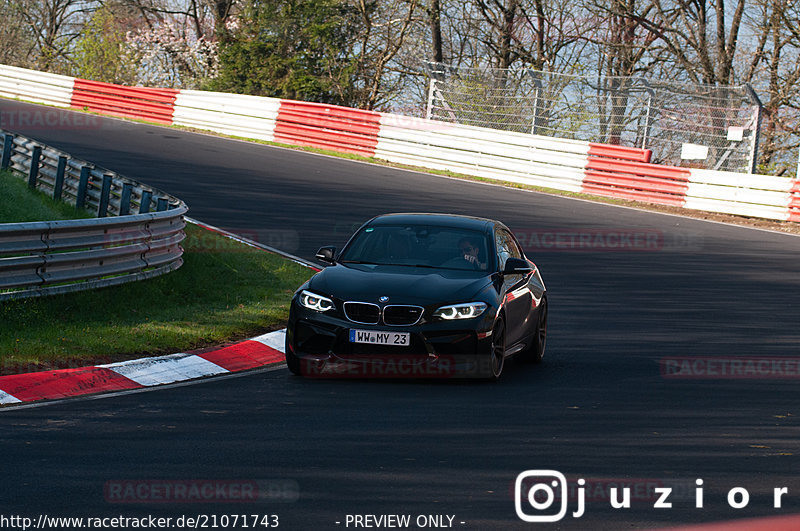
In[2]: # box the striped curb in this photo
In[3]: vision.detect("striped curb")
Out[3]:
[0,330,287,405]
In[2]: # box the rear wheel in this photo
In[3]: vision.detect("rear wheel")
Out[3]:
[487,316,506,380]
[522,297,547,364]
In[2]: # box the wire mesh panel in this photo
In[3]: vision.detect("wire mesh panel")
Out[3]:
[424,63,761,173]
[425,63,540,133]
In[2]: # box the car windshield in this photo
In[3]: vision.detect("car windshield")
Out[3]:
[339,224,493,271]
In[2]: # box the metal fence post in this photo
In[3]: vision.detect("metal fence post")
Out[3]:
[745,84,762,174]
[119,183,133,216]
[639,79,655,150]
[53,156,67,201]
[98,174,113,217]
[76,166,91,209]
[1,134,13,169]
[139,190,152,214]
[528,71,543,136]
[425,79,436,121]
[27,146,42,188]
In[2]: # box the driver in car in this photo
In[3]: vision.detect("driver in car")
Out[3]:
[458,237,487,270]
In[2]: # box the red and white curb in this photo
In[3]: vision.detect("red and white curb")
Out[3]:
[0,329,286,405]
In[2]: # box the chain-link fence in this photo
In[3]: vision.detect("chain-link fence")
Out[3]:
[424,63,762,173]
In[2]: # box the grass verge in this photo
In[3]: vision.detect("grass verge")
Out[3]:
[0,170,314,375]
[0,169,92,222]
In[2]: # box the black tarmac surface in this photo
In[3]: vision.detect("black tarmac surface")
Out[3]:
[2,101,799,530]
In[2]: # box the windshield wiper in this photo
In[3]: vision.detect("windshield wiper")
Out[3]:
[380,263,440,269]
[342,261,438,268]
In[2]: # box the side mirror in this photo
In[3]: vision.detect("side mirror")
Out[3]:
[503,257,532,275]
[315,246,337,265]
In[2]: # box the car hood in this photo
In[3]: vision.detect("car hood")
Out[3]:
[308,263,493,305]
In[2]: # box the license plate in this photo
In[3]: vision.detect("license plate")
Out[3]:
[349,329,410,347]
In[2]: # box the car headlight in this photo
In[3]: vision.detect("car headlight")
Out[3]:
[433,302,487,320]
[299,290,335,312]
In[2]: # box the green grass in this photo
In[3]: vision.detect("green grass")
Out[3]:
[0,169,314,374]
[0,169,92,222]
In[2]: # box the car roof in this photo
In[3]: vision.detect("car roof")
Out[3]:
[366,213,499,232]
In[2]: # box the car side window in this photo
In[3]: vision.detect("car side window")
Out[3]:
[506,231,524,261]
[496,228,524,271]
[495,229,521,270]
[495,231,507,270]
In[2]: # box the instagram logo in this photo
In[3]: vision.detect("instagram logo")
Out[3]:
[515,470,574,522]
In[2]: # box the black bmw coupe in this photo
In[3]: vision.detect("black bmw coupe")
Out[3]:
[286,213,547,379]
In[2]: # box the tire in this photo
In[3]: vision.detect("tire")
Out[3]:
[522,297,547,364]
[487,316,506,380]
[285,344,303,376]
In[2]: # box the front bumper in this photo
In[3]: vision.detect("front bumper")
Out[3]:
[287,303,496,378]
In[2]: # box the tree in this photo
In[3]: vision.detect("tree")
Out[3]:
[209,0,360,103]
[112,0,227,87]
[583,0,663,143]
[13,0,94,73]
[622,0,747,85]
[72,5,137,84]
[741,0,800,173]
[117,0,239,43]
[205,0,239,41]
[476,0,522,70]
[0,0,38,67]
[344,0,419,109]
[428,0,443,63]
[126,19,219,88]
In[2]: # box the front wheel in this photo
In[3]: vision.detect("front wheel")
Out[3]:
[487,316,506,380]
[285,345,303,376]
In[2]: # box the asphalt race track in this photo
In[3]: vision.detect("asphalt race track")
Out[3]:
[2,101,800,530]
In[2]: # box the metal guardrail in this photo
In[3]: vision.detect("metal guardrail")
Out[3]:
[71,79,179,125]
[0,128,187,301]
[0,64,74,108]
[172,89,280,142]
